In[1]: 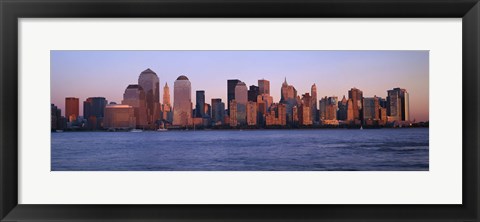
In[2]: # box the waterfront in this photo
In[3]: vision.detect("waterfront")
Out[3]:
[51,128,428,171]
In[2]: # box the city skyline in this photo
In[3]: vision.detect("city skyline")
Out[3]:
[51,50,429,122]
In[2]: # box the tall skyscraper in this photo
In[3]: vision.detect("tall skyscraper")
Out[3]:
[247,101,257,126]
[248,85,259,102]
[337,95,348,121]
[227,79,240,115]
[326,96,338,121]
[65,97,79,122]
[311,84,318,122]
[387,88,410,121]
[280,78,297,102]
[363,97,380,121]
[211,98,225,125]
[280,78,298,123]
[161,83,173,123]
[51,104,65,131]
[348,87,363,121]
[138,68,160,128]
[122,85,148,128]
[347,99,354,121]
[229,100,238,127]
[173,75,192,126]
[84,97,108,130]
[163,82,171,106]
[235,81,248,125]
[195,90,205,118]
[258,79,270,95]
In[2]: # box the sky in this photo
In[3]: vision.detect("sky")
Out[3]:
[51,50,429,122]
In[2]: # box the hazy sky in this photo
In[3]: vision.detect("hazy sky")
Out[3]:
[51,50,429,121]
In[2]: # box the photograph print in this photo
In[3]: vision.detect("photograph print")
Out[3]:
[51,50,429,171]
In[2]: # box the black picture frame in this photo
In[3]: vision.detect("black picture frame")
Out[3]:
[1,0,479,221]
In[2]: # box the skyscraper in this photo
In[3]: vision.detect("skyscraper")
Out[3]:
[173,75,192,126]
[195,90,205,118]
[122,85,147,128]
[211,98,225,125]
[280,78,298,123]
[65,97,79,122]
[229,100,238,127]
[387,89,402,121]
[248,85,259,102]
[348,87,363,121]
[227,79,240,115]
[138,68,160,128]
[337,95,348,121]
[84,97,108,130]
[311,84,318,122]
[51,104,65,131]
[163,82,171,106]
[347,99,354,121]
[326,96,338,121]
[235,81,248,125]
[363,97,380,121]
[387,88,410,121]
[258,79,270,95]
[161,83,173,123]
[247,101,257,126]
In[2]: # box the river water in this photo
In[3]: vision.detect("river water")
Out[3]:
[51,128,429,171]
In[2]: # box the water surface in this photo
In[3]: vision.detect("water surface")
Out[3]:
[51,128,429,171]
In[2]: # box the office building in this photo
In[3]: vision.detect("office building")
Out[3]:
[195,90,205,118]
[65,97,79,122]
[84,97,108,130]
[235,81,248,125]
[104,104,136,129]
[337,95,348,121]
[138,68,160,127]
[173,75,192,126]
[122,85,147,129]
[258,79,270,95]
[227,79,240,115]
[248,85,259,102]
[311,84,318,122]
[348,87,363,120]
[247,101,257,126]
[211,98,225,125]
[363,96,380,124]
[229,100,238,127]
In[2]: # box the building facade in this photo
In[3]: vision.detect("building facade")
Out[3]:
[227,79,240,115]
[348,87,363,121]
[195,90,205,118]
[122,85,147,129]
[138,68,160,128]
[247,101,257,126]
[235,81,248,125]
[173,75,192,126]
[65,97,79,122]
[104,104,136,129]
[84,97,108,130]
[248,85,259,102]
[211,98,225,125]
[258,79,270,95]
[311,84,318,122]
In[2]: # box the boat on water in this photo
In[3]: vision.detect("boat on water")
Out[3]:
[157,128,168,132]
[130,129,143,133]
[55,130,64,133]
[360,126,363,130]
